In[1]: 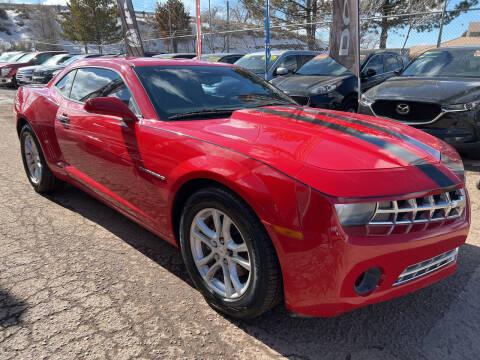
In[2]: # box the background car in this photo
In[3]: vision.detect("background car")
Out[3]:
[271,51,406,112]
[16,53,72,86]
[0,51,67,87]
[0,51,26,64]
[154,53,196,59]
[234,50,319,80]
[193,53,244,64]
[359,46,480,159]
[32,54,101,84]
[14,57,468,320]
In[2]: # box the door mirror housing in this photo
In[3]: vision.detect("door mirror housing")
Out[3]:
[84,97,138,122]
[276,67,289,76]
[366,68,376,77]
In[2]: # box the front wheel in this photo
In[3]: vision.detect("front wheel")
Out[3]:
[180,187,282,319]
[20,123,63,193]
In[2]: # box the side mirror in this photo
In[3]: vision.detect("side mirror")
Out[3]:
[366,68,376,77]
[84,97,138,122]
[276,67,289,76]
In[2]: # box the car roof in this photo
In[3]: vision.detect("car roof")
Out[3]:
[201,53,243,57]
[71,57,236,68]
[245,50,320,56]
[427,46,480,51]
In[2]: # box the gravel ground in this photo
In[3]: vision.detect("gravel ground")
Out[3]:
[0,88,479,360]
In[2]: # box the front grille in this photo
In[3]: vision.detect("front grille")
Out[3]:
[393,248,458,286]
[372,100,441,122]
[291,96,310,106]
[369,188,466,226]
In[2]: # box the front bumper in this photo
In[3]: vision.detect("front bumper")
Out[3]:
[265,186,470,318]
[290,93,344,110]
[0,77,13,85]
[359,102,480,151]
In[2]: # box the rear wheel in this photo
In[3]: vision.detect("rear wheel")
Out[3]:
[179,187,282,319]
[20,123,63,193]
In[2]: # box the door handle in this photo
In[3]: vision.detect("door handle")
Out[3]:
[57,114,70,127]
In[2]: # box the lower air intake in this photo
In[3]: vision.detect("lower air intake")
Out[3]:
[393,248,458,286]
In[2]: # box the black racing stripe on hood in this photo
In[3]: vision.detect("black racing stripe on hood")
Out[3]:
[256,107,455,188]
[283,106,440,159]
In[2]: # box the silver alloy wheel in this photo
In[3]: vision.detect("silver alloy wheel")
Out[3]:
[190,208,252,300]
[24,134,42,184]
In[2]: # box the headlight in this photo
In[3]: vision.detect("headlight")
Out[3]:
[334,203,377,226]
[1,68,11,76]
[443,102,480,111]
[310,81,341,95]
[359,94,374,107]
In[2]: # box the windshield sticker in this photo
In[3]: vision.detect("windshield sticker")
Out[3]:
[315,54,329,59]
[261,55,278,60]
[420,51,441,58]
[474,50,480,57]
[360,55,366,60]
[206,57,221,61]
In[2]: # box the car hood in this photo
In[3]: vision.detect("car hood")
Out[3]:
[159,106,462,197]
[17,65,39,72]
[272,74,352,96]
[366,76,480,104]
[35,65,64,73]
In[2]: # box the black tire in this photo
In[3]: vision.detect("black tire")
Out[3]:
[179,187,283,319]
[343,97,358,113]
[468,149,480,161]
[20,123,63,193]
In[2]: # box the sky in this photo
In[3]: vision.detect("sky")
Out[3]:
[5,0,479,48]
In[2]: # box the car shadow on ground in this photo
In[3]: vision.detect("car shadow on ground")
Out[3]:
[45,184,480,359]
[0,289,26,328]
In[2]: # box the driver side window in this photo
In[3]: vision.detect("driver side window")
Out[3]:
[276,55,298,72]
[69,67,140,115]
[365,55,384,75]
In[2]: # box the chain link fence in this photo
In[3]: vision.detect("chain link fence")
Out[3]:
[0,6,478,57]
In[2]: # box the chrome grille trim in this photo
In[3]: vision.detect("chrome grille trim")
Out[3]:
[369,188,466,226]
[393,248,458,286]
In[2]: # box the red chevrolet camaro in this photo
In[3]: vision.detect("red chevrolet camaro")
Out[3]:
[14,58,470,319]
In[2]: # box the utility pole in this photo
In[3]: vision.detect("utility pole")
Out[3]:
[168,7,173,52]
[226,0,230,53]
[437,0,449,48]
[209,0,214,52]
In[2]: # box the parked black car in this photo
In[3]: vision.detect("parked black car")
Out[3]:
[359,47,480,159]
[271,51,406,112]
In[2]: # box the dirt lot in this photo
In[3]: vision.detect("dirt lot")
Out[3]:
[0,88,479,360]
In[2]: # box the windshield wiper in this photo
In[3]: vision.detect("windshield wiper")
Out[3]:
[168,109,237,120]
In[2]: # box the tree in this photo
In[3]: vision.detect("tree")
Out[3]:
[30,5,61,51]
[240,0,332,50]
[154,0,191,53]
[59,0,121,53]
[361,0,479,49]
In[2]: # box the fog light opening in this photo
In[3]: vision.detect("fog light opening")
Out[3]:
[354,267,382,296]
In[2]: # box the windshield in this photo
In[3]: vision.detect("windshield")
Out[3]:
[296,55,353,76]
[17,53,37,64]
[402,49,480,78]
[134,65,295,120]
[43,54,69,66]
[61,55,84,66]
[235,54,279,73]
[0,52,19,61]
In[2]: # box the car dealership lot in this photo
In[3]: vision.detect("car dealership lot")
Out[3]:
[0,87,479,359]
